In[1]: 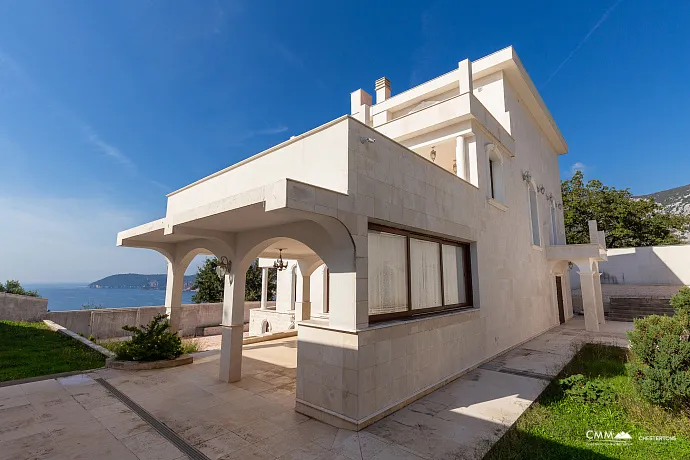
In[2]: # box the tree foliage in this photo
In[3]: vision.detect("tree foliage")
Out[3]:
[191,258,277,303]
[561,171,690,248]
[0,280,39,297]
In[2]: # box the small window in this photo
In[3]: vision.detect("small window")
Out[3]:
[489,160,496,198]
[529,185,540,246]
[486,144,504,203]
[550,204,558,245]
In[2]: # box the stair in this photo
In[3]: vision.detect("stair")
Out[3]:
[606,297,675,322]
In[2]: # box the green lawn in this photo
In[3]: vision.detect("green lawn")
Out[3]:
[0,320,106,382]
[485,344,690,460]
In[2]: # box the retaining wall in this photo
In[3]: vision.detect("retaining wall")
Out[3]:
[0,293,48,322]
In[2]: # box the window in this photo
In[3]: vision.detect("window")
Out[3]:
[485,144,504,203]
[528,185,541,246]
[489,159,496,199]
[550,203,558,245]
[367,230,408,316]
[368,224,473,322]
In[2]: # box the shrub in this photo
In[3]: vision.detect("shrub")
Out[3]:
[558,373,616,404]
[628,314,690,411]
[670,286,690,316]
[0,280,39,297]
[116,314,183,362]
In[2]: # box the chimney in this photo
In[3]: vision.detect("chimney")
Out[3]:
[458,59,473,95]
[375,77,391,104]
[350,89,373,115]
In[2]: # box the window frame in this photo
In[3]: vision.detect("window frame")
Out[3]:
[489,159,496,199]
[368,223,473,323]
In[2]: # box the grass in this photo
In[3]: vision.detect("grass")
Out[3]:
[0,320,106,382]
[484,344,690,460]
[98,337,200,358]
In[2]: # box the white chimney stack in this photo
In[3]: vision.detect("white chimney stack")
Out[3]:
[375,77,391,104]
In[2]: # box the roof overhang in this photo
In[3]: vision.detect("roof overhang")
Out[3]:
[473,46,568,155]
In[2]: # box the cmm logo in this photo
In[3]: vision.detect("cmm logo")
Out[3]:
[586,430,632,443]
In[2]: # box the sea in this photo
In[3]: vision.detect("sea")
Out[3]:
[23,283,195,312]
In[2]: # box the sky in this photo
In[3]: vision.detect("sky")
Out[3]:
[1,0,689,283]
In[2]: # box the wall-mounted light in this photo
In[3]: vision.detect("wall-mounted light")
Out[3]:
[452,159,457,174]
[273,249,289,271]
[537,184,545,194]
[215,256,232,280]
[568,261,574,270]
[430,146,436,162]
[546,192,554,203]
[360,137,376,144]
[557,202,563,210]
[522,170,532,183]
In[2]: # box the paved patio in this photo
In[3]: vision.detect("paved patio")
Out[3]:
[0,317,631,460]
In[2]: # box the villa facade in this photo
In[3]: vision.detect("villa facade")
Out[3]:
[117,46,607,430]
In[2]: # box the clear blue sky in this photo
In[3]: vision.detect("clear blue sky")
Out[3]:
[1,0,688,283]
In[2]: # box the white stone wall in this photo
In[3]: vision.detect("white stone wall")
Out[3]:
[570,244,690,288]
[248,309,295,336]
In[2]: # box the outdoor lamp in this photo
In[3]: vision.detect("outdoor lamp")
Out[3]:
[215,256,232,280]
[273,249,288,271]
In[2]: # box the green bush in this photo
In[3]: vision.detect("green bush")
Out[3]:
[558,373,616,404]
[627,313,690,411]
[0,280,39,297]
[670,286,690,316]
[116,314,183,362]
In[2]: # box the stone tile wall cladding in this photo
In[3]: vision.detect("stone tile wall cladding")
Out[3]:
[297,309,489,429]
[0,292,48,322]
[248,309,295,336]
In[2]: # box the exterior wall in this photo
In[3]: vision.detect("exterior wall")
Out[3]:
[572,283,684,314]
[166,119,351,215]
[571,245,690,288]
[296,110,568,427]
[0,293,48,322]
[248,309,294,336]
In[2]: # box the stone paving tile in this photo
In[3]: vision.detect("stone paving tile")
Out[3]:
[119,428,184,460]
[195,431,251,459]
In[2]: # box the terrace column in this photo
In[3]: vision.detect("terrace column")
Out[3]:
[219,269,246,383]
[164,261,184,333]
[260,267,269,310]
[294,270,311,322]
[455,136,467,181]
[592,270,605,325]
[575,260,601,333]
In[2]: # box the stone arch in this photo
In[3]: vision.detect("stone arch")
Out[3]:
[261,319,271,334]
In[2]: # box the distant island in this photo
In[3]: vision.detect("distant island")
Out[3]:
[89,273,196,291]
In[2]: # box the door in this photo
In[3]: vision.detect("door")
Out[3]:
[555,276,565,324]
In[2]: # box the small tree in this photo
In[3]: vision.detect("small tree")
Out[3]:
[562,171,689,248]
[191,258,276,303]
[116,314,183,361]
[0,280,39,297]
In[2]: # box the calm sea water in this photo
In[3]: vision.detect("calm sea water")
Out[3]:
[23,284,195,312]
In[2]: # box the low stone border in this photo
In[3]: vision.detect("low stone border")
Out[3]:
[43,319,116,359]
[243,330,297,345]
[106,354,193,370]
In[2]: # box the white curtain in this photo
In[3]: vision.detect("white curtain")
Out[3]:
[410,238,442,310]
[368,231,408,315]
[442,244,467,305]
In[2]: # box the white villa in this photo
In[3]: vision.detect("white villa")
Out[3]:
[117,46,608,430]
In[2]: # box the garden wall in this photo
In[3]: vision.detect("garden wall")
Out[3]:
[43,301,268,339]
[0,292,48,322]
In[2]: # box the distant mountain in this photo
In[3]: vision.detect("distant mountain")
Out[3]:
[639,183,690,216]
[89,273,196,291]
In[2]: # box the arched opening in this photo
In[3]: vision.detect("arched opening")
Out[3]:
[486,143,505,203]
[261,319,271,334]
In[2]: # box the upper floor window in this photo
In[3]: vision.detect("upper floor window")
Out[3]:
[486,144,505,203]
[528,184,541,246]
